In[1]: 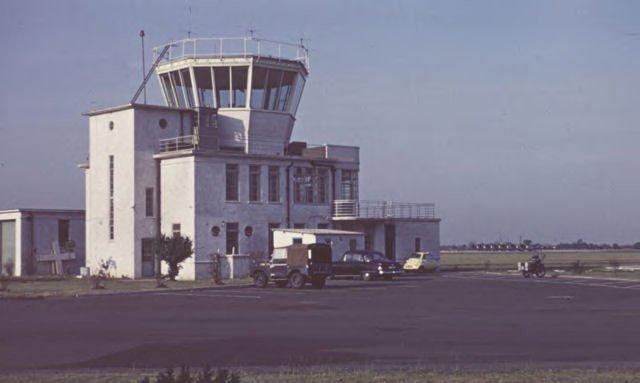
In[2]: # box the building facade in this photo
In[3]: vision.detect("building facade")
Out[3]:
[83,37,439,279]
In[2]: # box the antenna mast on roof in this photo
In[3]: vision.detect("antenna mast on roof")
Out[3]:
[139,30,146,104]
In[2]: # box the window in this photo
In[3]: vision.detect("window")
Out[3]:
[250,67,268,109]
[180,69,195,107]
[292,238,303,244]
[214,67,231,108]
[172,223,181,238]
[289,74,306,115]
[145,188,154,217]
[160,73,177,107]
[249,165,261,202]
[349,239,357,251]
[58,220,70,247]
[265,69,283,110]
[317,168,329,204]
[415,237,421,252]
[225,164,239,201]
[340,169,358,200]
[244,226,253,237]
[170,71,187,107]
[108,155,114,240]
[231,66,248,107]
[304,168,314,203]
[194,67,214,108]
[226,223,239,254]
[268,166,280,202]
[159,118,168,129]
[211,226,221,237]
[293,167,314,204]
[276,71,296,112]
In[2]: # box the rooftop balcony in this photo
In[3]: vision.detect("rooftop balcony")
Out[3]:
[332,200,436,220]
[153,37,310,70]
[158,135,219,153]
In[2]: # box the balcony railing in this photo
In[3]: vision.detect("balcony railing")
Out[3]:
[332,200,436,220]
[153,37,310,70]
[158,135,219,153]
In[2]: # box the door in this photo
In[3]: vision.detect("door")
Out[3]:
[141,238,155,277]
[384,224,396,260]
[0,221,16,275]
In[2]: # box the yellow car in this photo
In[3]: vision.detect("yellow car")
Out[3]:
[403,252,440,273]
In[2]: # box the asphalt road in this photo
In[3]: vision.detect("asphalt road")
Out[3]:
[2,272,640,371]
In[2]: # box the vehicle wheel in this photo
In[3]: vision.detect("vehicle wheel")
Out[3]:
[362,272,373,281]
[289,272,306,289]
[253,271,268,288]
[536,265,546,278]
[311,277,326,289]
[417,266,425,274]
[275,280,288,288]
[522,271,531,278]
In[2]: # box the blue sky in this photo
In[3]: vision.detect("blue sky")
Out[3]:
[1,0,639,244]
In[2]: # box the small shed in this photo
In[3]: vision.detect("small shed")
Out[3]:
[272,228,365,261]
[0,209,85,276]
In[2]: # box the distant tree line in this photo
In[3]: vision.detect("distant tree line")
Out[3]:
[442,239,640,251]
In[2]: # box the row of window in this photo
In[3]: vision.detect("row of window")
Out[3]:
[159,66,305,114]
[226,164,358,204]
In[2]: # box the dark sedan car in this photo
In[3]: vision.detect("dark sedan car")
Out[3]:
[332,250,404,281]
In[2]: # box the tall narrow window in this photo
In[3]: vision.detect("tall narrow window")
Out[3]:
[277,71,296,112]
[304,168,314,203]
[145,188,154,217]
[268,166,280,202]
[289,74,306,115]
[180,69,195,107]
[250,67,268,109]
[265,69,283,110]
[317,168,328,204]
[231,66,248,107]
[214,67,231,108]
[58,220,70,247]
[172,223,181,237]
[293,167,303,204]
[170,71,187,107]
[194,67,214,108]
[340,170,358,200]
[226,223,239,254]
[249,165,261,202]
[225,164,239,201]
[160,73,177,107]
[108,155,114,240]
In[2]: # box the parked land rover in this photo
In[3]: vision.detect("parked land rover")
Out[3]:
[333,250,404,281]
[251,243,333,289]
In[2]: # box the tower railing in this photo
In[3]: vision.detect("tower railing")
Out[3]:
[153,37,310,70]
[332,200,436,220]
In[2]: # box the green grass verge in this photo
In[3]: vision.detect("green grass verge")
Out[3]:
[0,277,251,299]
[2,367,640,383]
[441,250,640,272]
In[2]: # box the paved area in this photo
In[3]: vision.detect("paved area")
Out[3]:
[2,272,640,371]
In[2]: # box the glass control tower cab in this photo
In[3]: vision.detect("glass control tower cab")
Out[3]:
[153,37,309,155]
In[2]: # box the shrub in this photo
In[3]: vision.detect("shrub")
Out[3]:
[140,365,240,383]
[91,257,115,290]
[156,234,194,281]
[0,261,15,291]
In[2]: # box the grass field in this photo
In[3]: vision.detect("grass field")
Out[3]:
[440,250,640,272]
[0,277,251,299]
[2,367,640,383]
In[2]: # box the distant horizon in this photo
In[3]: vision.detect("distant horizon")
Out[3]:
[1,0,639,244]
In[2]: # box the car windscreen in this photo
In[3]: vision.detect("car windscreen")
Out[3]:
[408,253,422,259]
[364,252,386,262]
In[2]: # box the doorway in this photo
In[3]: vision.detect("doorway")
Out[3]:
[384,224,395,260]
[0,220,16,275]
[141,238,155,277]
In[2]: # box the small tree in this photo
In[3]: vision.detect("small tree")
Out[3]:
[0,261,15,291]
[156,234,193,281]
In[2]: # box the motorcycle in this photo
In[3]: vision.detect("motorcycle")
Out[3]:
[517,254,546,278]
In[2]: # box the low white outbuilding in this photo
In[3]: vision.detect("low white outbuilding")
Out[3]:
[272,228,365,261]
[0,209,85,276]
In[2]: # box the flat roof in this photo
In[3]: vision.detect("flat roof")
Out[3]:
[273,228,364,236]
[0,208,85,215]
[83,103,192,117]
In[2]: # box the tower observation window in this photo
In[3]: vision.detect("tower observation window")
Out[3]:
[265,69,283,111]
[231,67,248,107]
[194,67,214,108]
[277,71,295,112]
[214,67,231,108]
[180,69,195,107]
[250,67,268,109]
[160,74,177,108]
[170,71,187,107]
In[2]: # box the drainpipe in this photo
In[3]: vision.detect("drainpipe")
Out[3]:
[154,158,162,277]
[285,161,295,228]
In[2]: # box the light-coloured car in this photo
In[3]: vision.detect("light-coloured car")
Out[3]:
[403,252,440,273]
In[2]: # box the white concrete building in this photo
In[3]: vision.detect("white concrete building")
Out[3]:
[82,37,440,279]
[0,209,85,276]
